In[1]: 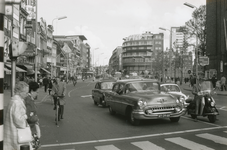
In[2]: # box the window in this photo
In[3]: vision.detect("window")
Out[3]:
[4,17,8,29]
[20,17,24,34]
[113,84,119,92]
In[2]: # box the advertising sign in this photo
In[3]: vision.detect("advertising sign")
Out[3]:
[199,56,209,66]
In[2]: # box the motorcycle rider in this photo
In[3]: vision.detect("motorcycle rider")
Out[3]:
[192,77,205,122]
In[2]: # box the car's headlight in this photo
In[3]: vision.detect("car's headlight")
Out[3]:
[175,106,181,112]
[138,99,147,109]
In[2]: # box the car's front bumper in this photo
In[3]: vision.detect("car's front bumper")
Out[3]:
[133,108,187,119]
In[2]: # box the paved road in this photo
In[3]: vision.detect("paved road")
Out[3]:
[3,80,227,150]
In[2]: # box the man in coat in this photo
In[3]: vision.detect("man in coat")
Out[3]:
[43,76,49,92]
[52,77,67,120]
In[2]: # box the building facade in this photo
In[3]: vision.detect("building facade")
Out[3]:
[122,32,164,76]
[206,0,227,79]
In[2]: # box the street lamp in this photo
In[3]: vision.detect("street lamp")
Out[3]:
[50,16,67,78]
[52,16,67,31]
[184,2,198,83]
[159,27,176,82]
[93,48,99,69]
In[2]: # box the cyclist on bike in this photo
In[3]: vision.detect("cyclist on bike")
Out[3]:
[52,77,67,120]
[73,75,77,86]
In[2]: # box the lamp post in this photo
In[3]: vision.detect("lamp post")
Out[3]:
[93,47,99,70]
[159,27,176,82]
[50,16,67,78]
[1,0,23,148]
[184,2,198,83]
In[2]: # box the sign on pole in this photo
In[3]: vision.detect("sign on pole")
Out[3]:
[199,56,209,66]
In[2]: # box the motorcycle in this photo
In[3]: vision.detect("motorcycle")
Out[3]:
[186,80,219,123]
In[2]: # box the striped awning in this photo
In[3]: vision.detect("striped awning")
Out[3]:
[5,64,27,72]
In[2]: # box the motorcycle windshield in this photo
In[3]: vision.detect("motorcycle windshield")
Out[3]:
[201,81,213,92]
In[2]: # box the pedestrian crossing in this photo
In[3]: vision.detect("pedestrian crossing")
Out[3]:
[94,131,227,150]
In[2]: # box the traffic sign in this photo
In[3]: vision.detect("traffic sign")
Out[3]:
[188,70,191,74]
[199,56,209,66]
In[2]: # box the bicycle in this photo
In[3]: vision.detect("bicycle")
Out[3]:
[54,96,62,126]
[73,80,77,86]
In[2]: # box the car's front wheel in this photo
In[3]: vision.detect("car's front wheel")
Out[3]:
[170,117,180,122]
[128,108,140,126]
[109,106,116,115]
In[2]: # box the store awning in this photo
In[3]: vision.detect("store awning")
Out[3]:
[5,64,27,72]
[41,68,51,74]
[4,68,11,72]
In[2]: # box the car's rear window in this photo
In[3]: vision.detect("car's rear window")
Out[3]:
[101,82,114,89]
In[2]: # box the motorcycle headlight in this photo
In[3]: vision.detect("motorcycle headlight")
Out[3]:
[176,99,179,103]
[210,102,215,107]
[138,99,147,109]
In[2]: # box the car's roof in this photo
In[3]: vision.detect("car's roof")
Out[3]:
[116,79,159,83]
[98,79,116,83]
[160,83,179,86]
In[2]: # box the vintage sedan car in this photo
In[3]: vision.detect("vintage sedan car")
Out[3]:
[105,79,187,125]
[160,83,189,106]
[92,79,116,107]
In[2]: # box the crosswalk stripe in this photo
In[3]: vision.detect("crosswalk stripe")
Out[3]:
[165,137,214,150]
[95,145,120,150]
[132,141,165,150]
[196,133,227,146]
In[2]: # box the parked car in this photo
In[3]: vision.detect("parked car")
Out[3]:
[105,79,187,125]
[92,79,116,107]
[160,83,189,106]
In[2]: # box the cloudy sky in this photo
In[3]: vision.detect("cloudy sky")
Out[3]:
[37,0,206,66]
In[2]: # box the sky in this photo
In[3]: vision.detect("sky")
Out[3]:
[37,0,206,66]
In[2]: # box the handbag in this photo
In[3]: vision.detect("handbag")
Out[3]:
[17,121,32,144]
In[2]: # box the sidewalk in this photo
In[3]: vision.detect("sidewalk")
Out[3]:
[179,83,227,96]
[3,78,95,107]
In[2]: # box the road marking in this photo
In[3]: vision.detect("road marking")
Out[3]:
[40,126,226,148]
[132,141,165,150]
[81,95,92,98]
[219,106,227,111]
[165,137,215,150]
[95,145,120,150]
[196,133,227,145]
[68,83,92,97]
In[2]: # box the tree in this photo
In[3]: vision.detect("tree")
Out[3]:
[185,5,206,55]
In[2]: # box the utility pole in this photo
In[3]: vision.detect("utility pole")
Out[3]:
[0,1,5,148]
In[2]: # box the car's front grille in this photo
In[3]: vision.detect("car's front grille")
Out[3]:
[145,106,175,114]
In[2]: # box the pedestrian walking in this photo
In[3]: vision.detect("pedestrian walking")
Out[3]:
[48,79,53,95]
[4,81,32,150]
[43,76,49,93]
[25,81,41,149]
[211,74,217,89]
[220,75,226,91]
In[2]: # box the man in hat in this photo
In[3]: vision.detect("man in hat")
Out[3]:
[192,78,205,122]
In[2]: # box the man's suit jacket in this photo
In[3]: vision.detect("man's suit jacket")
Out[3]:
[52,81,66,96]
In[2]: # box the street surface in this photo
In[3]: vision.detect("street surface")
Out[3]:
[5,79,227,150]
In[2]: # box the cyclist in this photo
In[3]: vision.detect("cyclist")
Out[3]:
[52,77,67,120]
[72,75,77,86]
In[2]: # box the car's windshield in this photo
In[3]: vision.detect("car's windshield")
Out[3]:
[101,82,114,89]
[126,81,159,92]
[161,85,180,92]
